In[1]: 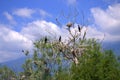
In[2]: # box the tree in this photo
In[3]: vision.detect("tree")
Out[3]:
[0,21,120,80]
[0,66,17,80]
[21,20,120,80]
[20,22,90,79]
[71,39,120,80]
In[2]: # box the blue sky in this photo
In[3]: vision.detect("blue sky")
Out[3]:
[0,0,120,63]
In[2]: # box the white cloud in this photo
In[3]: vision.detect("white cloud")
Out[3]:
[0,20,103,63]
[13,8,35,18]
[66,0,77,5]
[3,12,16,25]
[1,13,119,63]
[91,3,120,41]
[86,26,104,40]
[21,20,65,41]
[104,32,120,42]
[107,4,120,19]
[39,9,51,18]
[20,20,106,43]
[0,51,22,63]
[0,20,69,63]
[0,24,33,63]
[0,19,118,63]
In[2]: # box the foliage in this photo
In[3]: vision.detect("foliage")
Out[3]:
[19,22,89,80]
[20,23,120,80]
[71,40,120,80]
[0,66,17,80]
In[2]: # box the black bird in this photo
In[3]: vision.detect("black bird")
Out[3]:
[22,50,24,53]
[78,25,81,32]
[59,36,61,42]
[45,37,47,43]
[22,50,29,56]
[25,50,29,56]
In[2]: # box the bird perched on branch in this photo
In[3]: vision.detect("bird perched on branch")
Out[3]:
[66,22,72,28]
[22,50,29,56]
[78,25,81,32]
[71,49,77,57]
[59,36,61,42]
[45,37,47,43]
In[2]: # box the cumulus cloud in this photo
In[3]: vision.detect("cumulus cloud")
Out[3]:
[91,3,120,42]
[3,12,16,25]
[0,19,116,62]
[13,8,35,18]
[20,20,105,43]
[66,0,77,6]
[0,24,33,63]
[0,20,68,63]
[86,26,104,40]
[20,20,69,41]
[2,3,120,62]
[39,9,52,18]
[0,20,66,62]
[12,8,51,19]
[0,51,22,63]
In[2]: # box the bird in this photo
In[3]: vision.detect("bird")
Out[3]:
[45,37,47,43]
[59,36,61,42]
[71,49,76,57]
[22,50,29,56]
[22,50,24,53]
[78,25,81,32]
[25,50,29,56]
[66,22,72,28]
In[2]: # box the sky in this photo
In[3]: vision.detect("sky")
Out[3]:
[0,0,120,63]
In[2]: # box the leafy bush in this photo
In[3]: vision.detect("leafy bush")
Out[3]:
[0,66,17,80]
